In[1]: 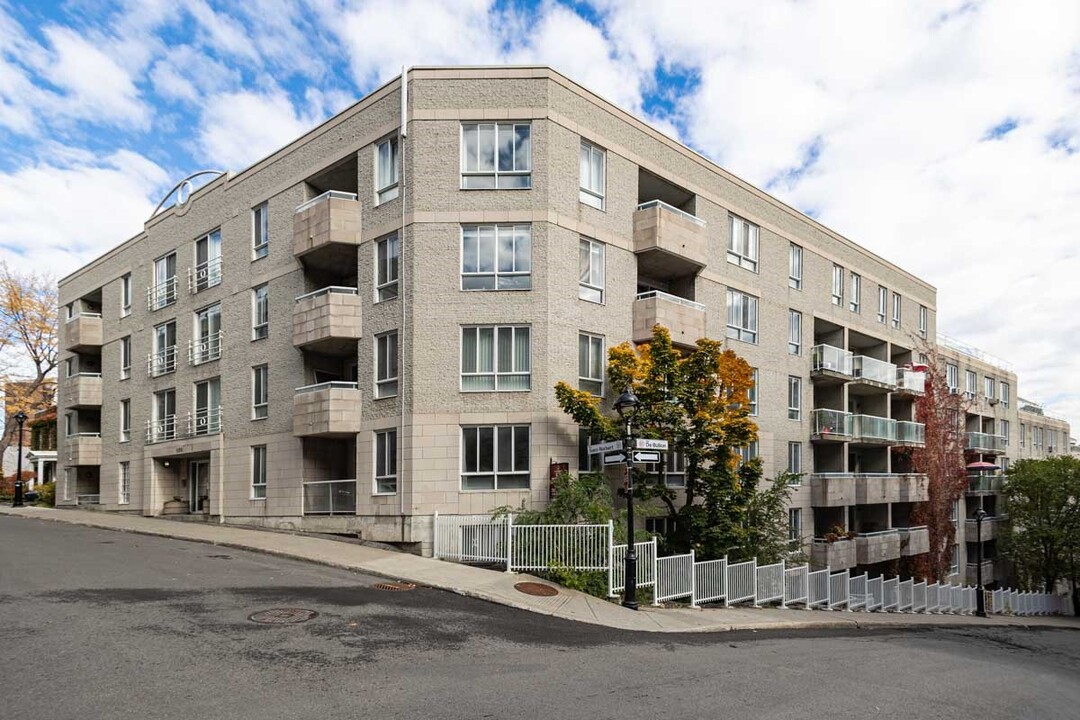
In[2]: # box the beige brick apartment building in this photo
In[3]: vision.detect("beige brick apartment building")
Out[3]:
[56,67,1068,581]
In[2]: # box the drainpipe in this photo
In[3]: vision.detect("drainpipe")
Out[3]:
[398,66,408,541]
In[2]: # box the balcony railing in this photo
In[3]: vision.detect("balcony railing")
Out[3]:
[810,537,856,570]
[854,529,901,564]
[295,189,358,214]
[632,290,707,346]
[811,344,853,376]
[188,332,223,365]
[294,382,362,438]
[811,409,852,440]
[635,199,706,226]
[63,312,103,351]
[896,368,926,394]
[967,432,1007,453]
[147,347,177,377]
[146,416,176,443]
[896,421,926,446]
[303,479,358,515]
[967,475,1002,494]
[147,277,178,311]
[851,355,897,387]
[850,414,896,443]
[897,526,930,556]
[965,516,1003,541]
[294,191,361,258]
[63,372,103,407]
[293,286,362,352]
[187,407,222,437]
[187,257,222,294]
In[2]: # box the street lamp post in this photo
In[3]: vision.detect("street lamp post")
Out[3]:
[614,388,641,611]
[12,410,28,507]
[975,507,987,617]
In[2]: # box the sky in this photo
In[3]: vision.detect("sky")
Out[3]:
[0,0,1077,432]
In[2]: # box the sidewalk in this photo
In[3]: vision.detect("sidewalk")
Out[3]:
[3,505,1076,634]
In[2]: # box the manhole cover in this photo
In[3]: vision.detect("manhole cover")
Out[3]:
[514,582,559,597]
[248,608,318,625]
[374,581,417,592]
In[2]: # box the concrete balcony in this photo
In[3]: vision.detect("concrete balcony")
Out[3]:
[293,287,362,354]
[895,421,926,448]
[811,409,851,442]
[967,474,1002,495]
[61,373,102,409]
[810,344,853,384]
[811,473,856,507]
[849,414,896,444]
[854,474,900,504]
[632,200,708,276]
[63,313,102,352]
[855,530,901,565]
[811,538,856,570]
[293,382,362,438]
[965,516,1002,541]
[850,356,897,393]
[632,291,707,347]
[293,191,361,268]
[898,526,930,556]
[897,473,930,502]
[895,368,926,395]
[967,432,1007,455]
[63,433,102,466]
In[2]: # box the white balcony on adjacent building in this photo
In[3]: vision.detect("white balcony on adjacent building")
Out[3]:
[967,432,1007,455]
[63,313,103,352]
[811,344,853,382]
[293,382,362,438]
[849,414,896,444]
[850,355,897,391]
[632,290,707,347]
[811,409,852,442]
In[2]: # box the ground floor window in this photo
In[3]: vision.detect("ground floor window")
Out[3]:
[118,462,130,505]
[251,446,267,499]
[461,425,530,490]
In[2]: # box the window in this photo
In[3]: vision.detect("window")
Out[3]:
[984,376,995,399]
[252,365,268,419]
[375,233,399,301]
[647,450,685,488]
[192,304,222,365]
[1001,457,1010,472]
[1000,420,1010,443]
[950,545,959,576]
[788,244,803,290]
[252,203,269,259]
[150,253,177,310]
[919,305,928,338]
[461,122,531,189]
[946,363,959,391]
[119,400,130,443]
[151,389,176,442]
[120,336,131,379]
[787,442,802,478]
[788,376,802,420]
[645,516,675,537]
[726,289,758,343]
[1000,382,1010,407]
[251,446,267,499]
[252,285,269,340]
[788,309,802,355]
[1020,423,1026,447]
[877,286,888,323]
[461,225,531,290]
[736,441,759,465]
[461,425,530,490]
[192,229,222,292]
[951,500,959,521]
[749,369,759,416]
[375,331,399,398]
[64,357,74,377]
[892,292,902,329]
[578,430,602,473]
[118,462,130,505]
[375,429,397,494]
[64,413,74,437]
[579,238,605,303]
[193,378,221,435]
[578,333,604,395]
[461,325,530,391]
[965,370,977,399]
[727,216,759,272]
[151,320,177,376]
[831,265,844,306]
[579,140,605,209]
[375,135,400,203]
[849,273,861,313]
[788,508,802,547]
[120,274,132,316]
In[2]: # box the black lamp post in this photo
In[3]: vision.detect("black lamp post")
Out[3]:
[614,388,641,610]
[12,410,27,507]
[975,507,987,617]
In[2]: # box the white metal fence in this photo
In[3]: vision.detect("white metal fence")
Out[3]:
[431,514,1064,616]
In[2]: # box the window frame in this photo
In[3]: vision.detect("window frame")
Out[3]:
[252,284,269,341]
[375,233,400,302]
[460,122,532,189]
[892,291,902,329]
[460,224,532,291]
[946,363,959,391]
[919,305,928,338]
[251,445,267,500]
[120,273,132,316]
[578,237,605,303]
[460,325,531,392]
[579,139,605,209]
[788,375,802,420]
[375,331,399,399]
[252,202,269,260]
[375,135,400,204]
[726,289,759,344]
[727,215,759,272]
[787,441,802,479]
[788,243,803,290]
[831,264,844,306]
[646,449,686,488]
[965,370,977,399]
[578,332,604,396]
[788,507,802,546]
[877,286,888,324]
[984,376,995,399]
[120,336,131,380]
[119,399,131,443]
[252,364,269,420]
[749,368,759,416]
[460,424,531,491]
[849,273,861,313]
[788,309,802,355]
[374,428,398,495]
[118,461,130,505]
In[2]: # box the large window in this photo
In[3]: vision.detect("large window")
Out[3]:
[120,336,131,380]
[192,304,222,365]
[375,233,399,301]
[579,140,605,209]
[251,446,267,499]
[726,289,758,343]
[788,376,802,420]
[727,215,759,272]
[461,425,530,490]
[965,370,977,399]
[461,225,531,290]
[1000,419,1010,443]
[578,333,604,396]
[736,441,759,465]
[1020,423,1026,447]
[461,122,531,189]
[252,203,269,259]
[150,253,177,310]
[252,365,268,420]
[788,309,802,355]
[120,399,130,442]
[151,320,176,377]
[579,238,605,303]
[1000,381,1010,407]
[375,135,400,204]
[877,286,888,324]
[192,229,222,293]
[984,376,995,399]
[831,264,844,306]
[375,429,397,494]
[193,378,221,435]
[892,292,902,329]
[151,389,176,442]
[461,326,531,391]
[252,285,269,340]
[788,508,802,547]
[946,363,959,391]
[647,450,685,488]
[787,442,802,478]
[919,305,928,338]
[849,273,861,313]
[120,274,132,316]
[749,368,759,416]
[118,461,130,505]
[789,243,803,290]
[375,331,399,398]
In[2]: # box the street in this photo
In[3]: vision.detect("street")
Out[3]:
[2,514,1078,720]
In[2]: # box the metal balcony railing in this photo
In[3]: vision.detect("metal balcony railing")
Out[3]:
[188,332,223,365]
[147,277,178,310]
[146,416,176,443]
[187,257,222,294]
[851,355,897,386]
[635,199,706,226]
[147,347,177,377]
[850,414,897,443]
[967,475,1002,493]
[295,189,358,214]
[811,344,853,376]
[634,289,706,311]
[295,286,359,302]
[187,407,222,437]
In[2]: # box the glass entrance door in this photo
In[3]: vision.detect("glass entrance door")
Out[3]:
[189,460,210,513]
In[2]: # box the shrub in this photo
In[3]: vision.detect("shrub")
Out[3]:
[35,481,55,507]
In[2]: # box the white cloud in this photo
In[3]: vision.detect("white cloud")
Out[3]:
[195,89,326,169]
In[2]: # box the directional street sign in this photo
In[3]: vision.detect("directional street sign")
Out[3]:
[635,438,669,451]
[589,440,623,455]
[603,452,627,466]
[632,451,661,464]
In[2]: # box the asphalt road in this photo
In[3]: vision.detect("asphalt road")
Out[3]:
[2,515,1079,720]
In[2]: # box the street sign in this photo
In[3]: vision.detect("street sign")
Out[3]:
[603,452,627,465]
[635,438,669,451]
[632,451,660,464]
[589,440,623,455]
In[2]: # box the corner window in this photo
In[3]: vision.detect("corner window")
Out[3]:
[375,136,400,204]
[461,325,531,391]
[831,265,844,306]
[252,203,269,259]
[461,122,531,189]
[374,429,398,494]
[849,273,861,313]
[578,332,604,396]
[726,289,758,343]
[462,225,531,290]
[788,309,801,355]
[788,376,802,420]
[251,446,267,499]
[579,238,605,303]
[375,233,399,302]
[788,244,802,290]
[252,365,268,419]
[375,331,399,398]
[579,140,605,209]
[461,425,530,490]
[727,215,759,272]
[252,285,269,340]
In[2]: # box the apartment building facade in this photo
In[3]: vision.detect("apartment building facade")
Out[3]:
[56,66,1059,575]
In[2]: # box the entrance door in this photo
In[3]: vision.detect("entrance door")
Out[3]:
[189,460,210,513]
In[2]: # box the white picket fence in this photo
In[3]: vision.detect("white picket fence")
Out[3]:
[432,514,1063,615]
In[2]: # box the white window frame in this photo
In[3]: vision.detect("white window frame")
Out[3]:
[252,203,269,260]
[64,412,74,437]
[787,442,802,481]
[251,445,267,500]
[64,357,74,377]
[849,273,861,313]
[1000,419,1010,443]
[192,229,222,293]
[919,305,928,338]
[120,336,131,380]
[726,289,758,344]
[461,224,531,291]
[1020,423,1026,447]
[460,122,532,189]
[460,325,531,391]
[375,135,400,204]
[150,252,177,310]
[789,507,802,546]
[578,332,604,396]
[118,461,130,505]
[788,376,802,420]
[579,238,605,303]
[375,233,399,302]
[788,243,802,290]
[151,320,177,377]
[374,429,398,495]
[892,291,902,329]
[727,215,759,272]
[965,370,977,399]
[120,274,132,316]
[461,425,531,490]
[252,365,268,420]
[1000,382,1010,407]
[119,399,130,443]
[831,264,844,306]
[950,544,959,576]
[252,284,269,340]
[647,449,686,488]
[947,363,959,391]
[375,331,399,399]
[736,441,759,465]
[788,309,801,355]
[579,139,605,209]
[749,368,759,416]
[877,286,888,324]
[984,376,995,399]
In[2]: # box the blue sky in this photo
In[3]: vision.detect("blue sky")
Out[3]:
[1,0,1078,428]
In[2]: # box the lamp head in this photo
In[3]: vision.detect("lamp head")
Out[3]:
[974,508,987,521]
[14,410,27,424]
[613,388,640,420]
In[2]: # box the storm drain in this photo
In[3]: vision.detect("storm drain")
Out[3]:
[373,581,417,592]
[248,608,319,625]
[514,582,559,597]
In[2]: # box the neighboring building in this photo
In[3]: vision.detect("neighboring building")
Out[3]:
[3,379,56,476]
[55,66,1067,571]
[1016,397,1071,461]
[27,408,57,489]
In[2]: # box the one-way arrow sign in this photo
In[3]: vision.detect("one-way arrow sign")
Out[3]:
[603,452,627,466]
[632,450,661,464]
